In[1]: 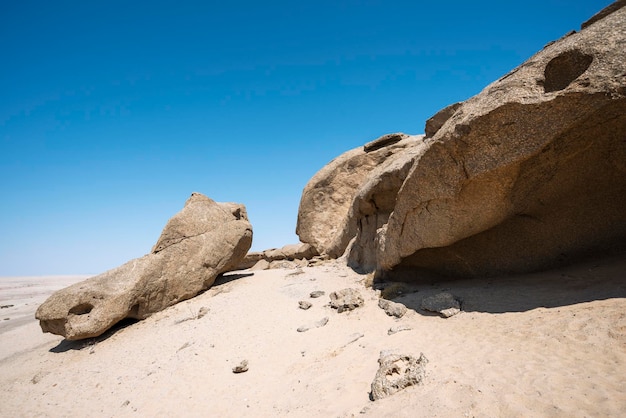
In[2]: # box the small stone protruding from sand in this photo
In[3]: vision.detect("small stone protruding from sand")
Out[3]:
[297,317,329,332]
[232,360,249,374]
[197,307,209,319]
[421,292,461,318]
[298,301,312,310]
[370,351,428,400]
[388,325,412,335]
[329,288,364,313]
[378,299,407,318]
[309,290,325,298]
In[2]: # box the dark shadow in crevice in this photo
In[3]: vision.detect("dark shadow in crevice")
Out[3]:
[213,272,254,286]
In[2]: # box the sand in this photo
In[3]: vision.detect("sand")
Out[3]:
[1,254,625,417]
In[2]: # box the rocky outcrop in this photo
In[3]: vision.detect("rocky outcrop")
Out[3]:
[238,243,319,270]
[36,193,253,340]
[345,5,626,278]
[296,133,424,258]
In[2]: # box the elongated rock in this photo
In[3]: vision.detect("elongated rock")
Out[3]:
[36,193,252,340]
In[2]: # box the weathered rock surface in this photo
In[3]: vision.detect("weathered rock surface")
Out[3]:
[296,133,424,259]
[298,301,312,310]
[237,243,318,270]
[329,288,364,313]
[36,193,253,340]
[421,293,461,318]
[350,6,626,278]
[378,299,407,318]
[370,351,428,400]
[424,102,462,138]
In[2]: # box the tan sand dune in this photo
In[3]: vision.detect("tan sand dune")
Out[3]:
[1,254,625,417]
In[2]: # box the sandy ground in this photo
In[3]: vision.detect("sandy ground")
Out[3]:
[1,253,625,417]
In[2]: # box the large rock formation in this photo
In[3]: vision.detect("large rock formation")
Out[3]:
[372,5,626,278]
[36,193,253,340]
[298,2,626,279]
[296,133,425,259]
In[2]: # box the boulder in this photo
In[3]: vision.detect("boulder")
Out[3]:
[370,351,428,400]
[353,6,626,278]
[35,193,253,340]
[296,133,424,258]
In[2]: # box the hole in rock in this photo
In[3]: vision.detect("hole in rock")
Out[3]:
[543,49,593,93]
[69,303,94,315]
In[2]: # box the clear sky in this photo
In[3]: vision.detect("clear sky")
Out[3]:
[0,0,612,275]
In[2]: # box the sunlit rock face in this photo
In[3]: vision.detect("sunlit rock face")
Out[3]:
[297,3,626,280]
[36,193,252,340]
[373,5,626,278]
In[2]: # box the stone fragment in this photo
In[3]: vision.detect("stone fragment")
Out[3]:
[370,351,428,400]
[297,317,329,333]
[250,259,270,270]
[378,299,407,318]
[420,293,461,318]
[232,359,249,373]
[329,288,364,313]
[298,301,312,310]
[309,290,325,298]
[424,102,462,138]
[36,193,252,340]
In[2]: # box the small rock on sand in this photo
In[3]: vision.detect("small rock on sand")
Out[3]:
[370,351,428,400]
[232,360,249,373]
[297,317,329,332]
[330,288,364,313]
[310,290,325,298]
[298,301,312,310]
[378,299,407,318]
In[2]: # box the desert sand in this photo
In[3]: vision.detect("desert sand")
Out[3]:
[1,253,625,417]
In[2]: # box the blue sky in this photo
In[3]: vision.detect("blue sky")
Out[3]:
[0,1,612,275]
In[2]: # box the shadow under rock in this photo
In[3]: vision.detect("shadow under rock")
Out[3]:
[387,250,626,315]
[49,317,140,353]
[213,272,254,286]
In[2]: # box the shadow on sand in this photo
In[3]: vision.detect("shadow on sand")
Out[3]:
[381,250,626,315]
[49,317,140,353]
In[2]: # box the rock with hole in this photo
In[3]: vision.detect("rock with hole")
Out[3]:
[35,193,253,340]
[349,6,626,278]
